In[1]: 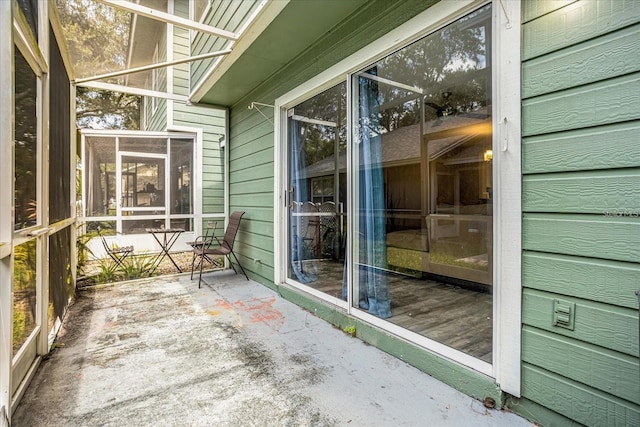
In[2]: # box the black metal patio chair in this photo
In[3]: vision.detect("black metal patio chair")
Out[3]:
[187,220,218,279]
[98,228,134,272]
[193,211,248,287]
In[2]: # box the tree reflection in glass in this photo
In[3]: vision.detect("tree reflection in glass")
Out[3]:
[14,47,38,230]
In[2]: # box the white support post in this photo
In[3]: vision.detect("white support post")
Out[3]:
[0,0,14,420]
[492,0,522,397]
[37,0,51,357]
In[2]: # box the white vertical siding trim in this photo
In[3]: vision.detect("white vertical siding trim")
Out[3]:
[273,105,283,286]
[493,0,522,397]
[167,0,175,129]
[0,2,12,249]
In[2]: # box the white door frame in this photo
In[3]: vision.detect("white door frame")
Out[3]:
[274,0,522,395]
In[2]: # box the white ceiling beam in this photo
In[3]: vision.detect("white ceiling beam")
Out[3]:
[94,0,239,40]
[76,49,232,83]
[76,81,189,102]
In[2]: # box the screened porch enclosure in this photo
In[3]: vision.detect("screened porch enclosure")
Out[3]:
[82,131,197,255]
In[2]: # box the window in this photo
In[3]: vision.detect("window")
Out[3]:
[83,133,195,234]
[14,46,38,230]
[286,83,347,300]
[49,26,72,224]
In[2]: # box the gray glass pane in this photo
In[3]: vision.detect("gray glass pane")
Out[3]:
[120,137,166,153]
[14,47,38,230]
[49,227,73,333]
[170,139,193,215]
[13,240,37,356]
[287,82,347,300]
[50,25,72,223]
[86,137,116,216]
[353,4,493,362]
[121,156,165,209]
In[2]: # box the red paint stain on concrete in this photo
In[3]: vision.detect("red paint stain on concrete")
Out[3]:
[208,297,284,331]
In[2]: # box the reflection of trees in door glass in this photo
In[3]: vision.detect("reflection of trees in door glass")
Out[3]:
[13,240,37,355]
[14,47,38,230]
[364,4,491,134]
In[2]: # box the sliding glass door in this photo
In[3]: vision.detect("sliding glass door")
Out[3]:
[283,4,494,365]
[286,83,347,302]
[352,4,493,361]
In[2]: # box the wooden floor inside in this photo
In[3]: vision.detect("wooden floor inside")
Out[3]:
[294,259,493,363]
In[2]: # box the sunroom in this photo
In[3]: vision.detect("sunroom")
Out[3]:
[81,130,199,255]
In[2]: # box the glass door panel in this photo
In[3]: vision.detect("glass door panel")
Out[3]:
[118,154,167,233]
[352,4,493,362]
[287,83,347,301]
[12,45,42,394]
[14,47,38,231]
[12,240,37,357]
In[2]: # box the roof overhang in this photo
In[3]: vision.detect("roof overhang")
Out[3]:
[192,0,368,107]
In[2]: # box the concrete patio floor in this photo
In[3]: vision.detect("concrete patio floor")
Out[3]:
[13,271,532,426]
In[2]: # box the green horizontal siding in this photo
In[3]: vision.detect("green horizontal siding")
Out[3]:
[521,364,640,427]
[522,72,640,136]
[519,1,640,425]
[172,109,226,128]
[522,289,639,357]
[147,99,167,131]
[522,121,640,174]
[202,163,224,175]
[523,252,640,309]
[229,193,274,211]
[522,23,640,98]
[191,0,258,91]
[523,169,640,213]
[522,0,579,23]
[523,327,639,403]
[228,181,274,199]
[522,0,640,61]
[523,213,640,263]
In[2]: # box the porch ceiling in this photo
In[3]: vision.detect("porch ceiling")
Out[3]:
[196,0,368,107]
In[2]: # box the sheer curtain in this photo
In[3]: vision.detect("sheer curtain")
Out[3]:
[356,73,391,318]
[289,118,316,283]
